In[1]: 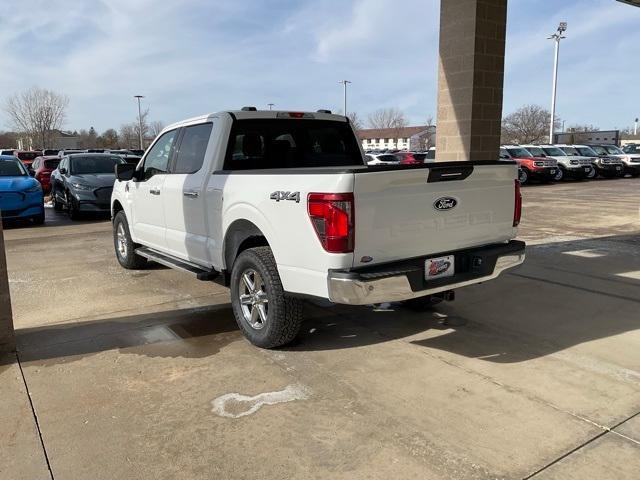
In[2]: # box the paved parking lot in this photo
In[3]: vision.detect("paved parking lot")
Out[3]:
[2,178,639,480]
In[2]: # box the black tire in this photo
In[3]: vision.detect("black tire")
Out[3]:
[230,246,303,348]
[32,211,45,225]
[113,211,147,269]
[66,191,81,220]
[403,295,443,311]
[52,189,63,211]
[518,169,529,185]
[554,168,564,181]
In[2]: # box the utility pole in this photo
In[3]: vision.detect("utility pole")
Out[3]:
[548,22,567,144]
[268,103,275,111]
[634,118,638,136]
[0,219,14,354]
[134,95,144,149]
[339,80,351,117]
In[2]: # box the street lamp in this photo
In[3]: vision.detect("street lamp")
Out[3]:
[548,22,567,144]
[268,103,275,110]
[339,80,351,117]
[134,95,144,149]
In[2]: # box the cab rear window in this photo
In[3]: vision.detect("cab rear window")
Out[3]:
[224,119,363,170]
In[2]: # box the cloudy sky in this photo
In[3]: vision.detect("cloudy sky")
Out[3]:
[1,0,639,133]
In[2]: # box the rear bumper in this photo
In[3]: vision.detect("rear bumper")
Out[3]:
[327,240,525,305]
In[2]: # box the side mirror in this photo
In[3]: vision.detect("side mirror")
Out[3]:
[59,167,67,175]
[116,163,136,181]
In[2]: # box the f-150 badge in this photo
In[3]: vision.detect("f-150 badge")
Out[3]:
[270,191,300,203]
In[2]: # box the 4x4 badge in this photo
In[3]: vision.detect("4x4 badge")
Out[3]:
[270,191,300,203]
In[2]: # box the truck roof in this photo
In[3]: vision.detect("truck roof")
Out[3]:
[164,109,347,131]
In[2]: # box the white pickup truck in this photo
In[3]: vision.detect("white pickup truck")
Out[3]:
[111,108,525,348]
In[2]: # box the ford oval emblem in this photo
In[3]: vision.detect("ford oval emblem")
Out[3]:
[433,197,457,211]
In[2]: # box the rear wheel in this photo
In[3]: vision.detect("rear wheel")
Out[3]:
[113,211,147,269]
[230,246,303,348]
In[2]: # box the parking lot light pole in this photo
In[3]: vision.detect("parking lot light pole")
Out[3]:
[339,80,351,116]
[134,95,144,149]
[548,22,567,144]
[268,103,275,110]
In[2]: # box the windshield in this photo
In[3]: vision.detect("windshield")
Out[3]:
[44,159,60,169]
[506,147,532,158]
[542,146,565,156]
[525,147,545,156]
[560,146,579,156]
[604,145,624,155]
[225,119,363,170]
[17,152,39,161]
[70,155,123,174]
[590,145,607,155]
[623,144,639,154]
[0,158,28,176]
[576,146,597,157]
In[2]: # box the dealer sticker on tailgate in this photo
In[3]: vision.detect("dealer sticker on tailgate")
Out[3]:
[425,255,455,281]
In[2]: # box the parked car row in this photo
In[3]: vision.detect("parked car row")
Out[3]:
[0,151,125,225]
[364,143,638,186]
[500,143,637,184]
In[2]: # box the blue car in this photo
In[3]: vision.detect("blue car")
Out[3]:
[0,155,45,224]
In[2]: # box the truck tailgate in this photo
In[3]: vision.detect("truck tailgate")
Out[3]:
[352,162,518,267]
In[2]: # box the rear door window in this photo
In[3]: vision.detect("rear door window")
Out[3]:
[224,119,363,170]
[172,123,212,174]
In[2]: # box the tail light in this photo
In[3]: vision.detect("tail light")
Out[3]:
[307,193,354,253]
[513,180,522,227]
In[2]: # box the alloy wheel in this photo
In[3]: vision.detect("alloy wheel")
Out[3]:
[238,268,269,330]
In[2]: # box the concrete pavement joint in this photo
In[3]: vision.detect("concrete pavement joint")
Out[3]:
[523,410,640,479]
[16,352,55,480]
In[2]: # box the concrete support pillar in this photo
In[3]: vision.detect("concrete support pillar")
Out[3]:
[0,220,15,353]
[435,0,507,162]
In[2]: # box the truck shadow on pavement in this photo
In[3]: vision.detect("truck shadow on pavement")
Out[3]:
[16,304,240,364]
[13,234,640,366]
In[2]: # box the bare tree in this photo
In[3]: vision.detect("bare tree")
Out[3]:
[97,128,119,149]
[367,107,407,130]
[501,104,560,144]
[119,124,138,149]
[0,131,18,147]
[347,112,363,132]
[149,120,165,139]
[3,87,69,149]
[133,107,150,147]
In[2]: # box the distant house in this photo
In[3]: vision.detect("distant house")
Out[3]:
[358,125,436,151]
[51,131,81,149]
[16,130,80,150]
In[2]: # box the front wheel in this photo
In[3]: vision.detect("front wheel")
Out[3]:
[230,247,303,348]
[554,168,564,181]
[52,189,63,211]
[32,211,45,225]
[113,211,147,269]
[587,167,597,179]
[518,169,529,185]
[66,191,81,220]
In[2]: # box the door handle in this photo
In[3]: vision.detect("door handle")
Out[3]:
[150,188,161,195]
[183,191,199,198]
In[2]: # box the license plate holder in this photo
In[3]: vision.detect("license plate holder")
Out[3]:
[425,255,455,281]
